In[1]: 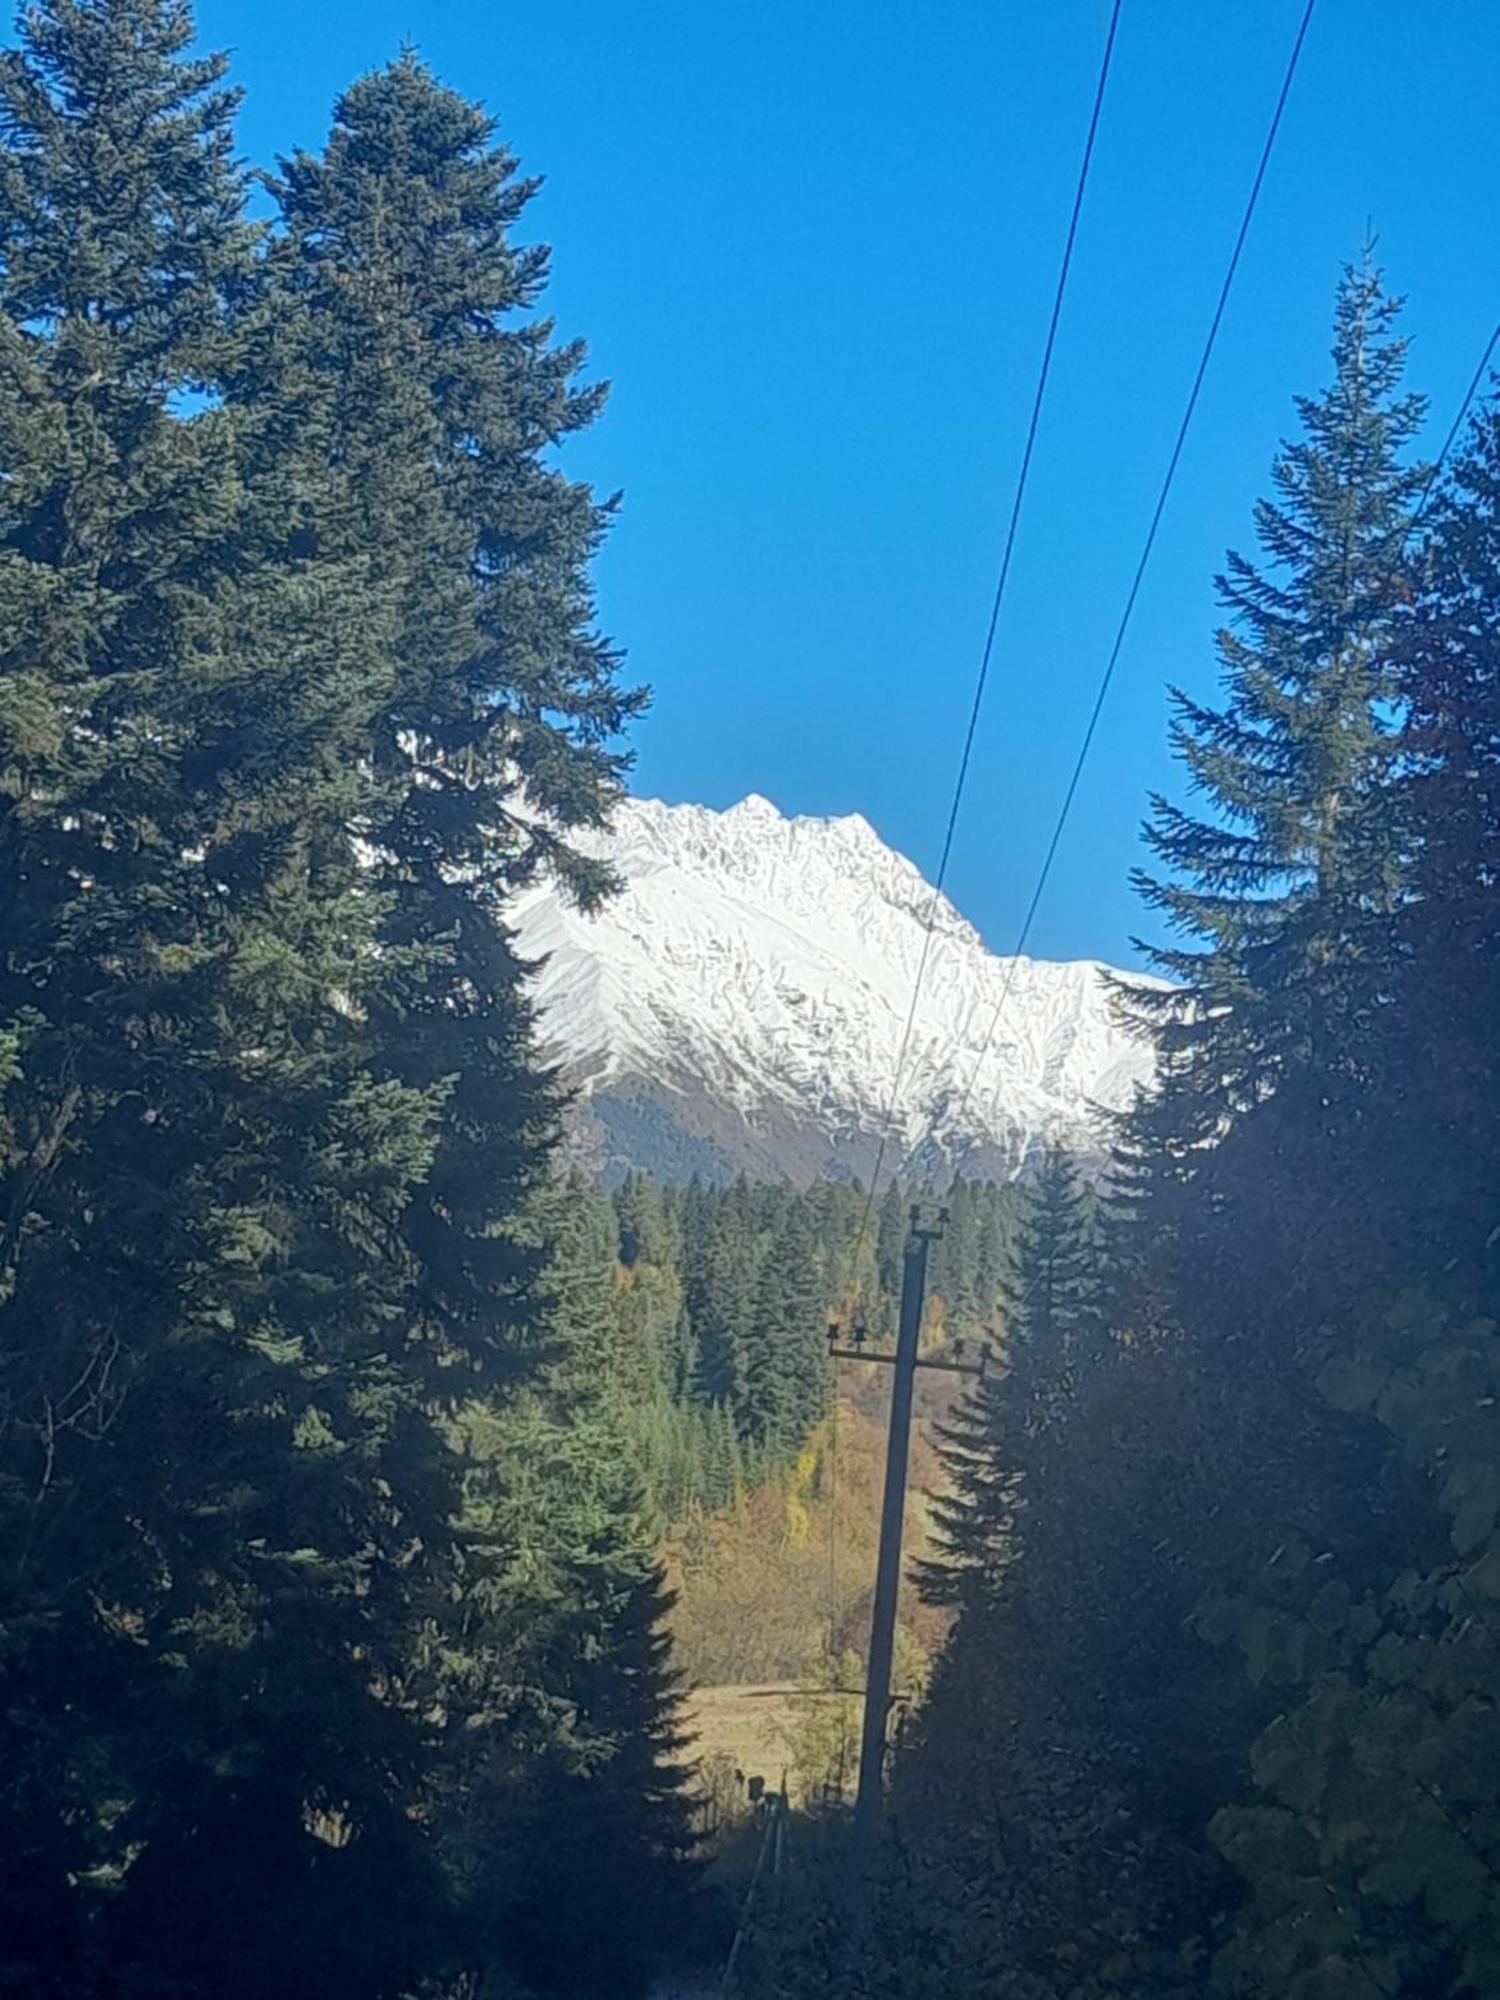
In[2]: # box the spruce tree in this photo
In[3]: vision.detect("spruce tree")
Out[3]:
[443,1182,694,2000]
[1115,259,1436,1501]
[903,268,1447,1996]
[1115,263,1442,1554]
[0,21,673,1994]
[258,53,646,1395]
[971,1179,1013,1331]
[1049,272,1444,1986]
[742,1193,826,1462]
[702,1400,743,1510]
[255,57,687,1994]
[897,1156,1210,1997]
[883,273,1489,2000]
[1132,257,1428,1189]
[875,1180,906,1300]
[0,6,456,1990]
[920,1147,1099,1611]
[1203,405,1500,1992]
[1382,392,1500,1275]
[1015,1148,1100,1386]
[616,1168,670,1268]
[688,1184,755,1409]
[1199,393,1500,2000]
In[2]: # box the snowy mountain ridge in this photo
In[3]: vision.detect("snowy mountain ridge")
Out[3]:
[508,793,1158,1184]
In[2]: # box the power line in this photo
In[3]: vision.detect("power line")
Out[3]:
[835,0,1123,1313]
[945,291,1494,1173]
[716,1789,781,1999]
[934,0,1317,1163]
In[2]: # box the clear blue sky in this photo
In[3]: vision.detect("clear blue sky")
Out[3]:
[194,0,1497,967]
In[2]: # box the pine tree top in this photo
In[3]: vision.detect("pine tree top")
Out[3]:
[1127,256,1432,1135]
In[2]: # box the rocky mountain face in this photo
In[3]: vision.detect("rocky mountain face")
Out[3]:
[508,794,1158,1184]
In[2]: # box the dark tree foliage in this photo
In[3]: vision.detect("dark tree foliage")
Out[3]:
[875,276,1500,2000]
[920,1146,1101,1611]
[0,6,451,1990]
[882,1152,1221,2000]
[244,58,694,1997]
[686,1177,758,1413]
[1380,396,1500,1275]
[1121,259,1432,1342]
[743,1192,826,1460]
[441,1181,698,2000]
[0,12,682,1997]
[1098,266,1441,1644]
[258,49,648,1385]
[1198,393,1500,1997]
[1132,256,1427,1156]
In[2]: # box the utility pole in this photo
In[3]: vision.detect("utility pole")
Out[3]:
[829,1204,986,1947]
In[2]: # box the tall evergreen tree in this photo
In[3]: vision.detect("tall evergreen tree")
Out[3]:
[1093,270,1443,1951]
[1381,391,1500,1274]
[442,1181,695,2000]
[1199,394,1500,2000]
[1102,261,1437,1653]
[688,1182,756,1409]
[701,1398,743,1510]
[894,1155,1212,2000]
[1131,256,1428,1215]
[742,1193,826,1463]
[875,1181,906,1327]
[0,6,458,1990]
[972,1179,1012,1332]
[260,51,646,1390]
[0,19,680,1995]
[920,1147,1099,1610]
[881,268,1446,2000]
[616,1168,670,1268]
[252,54,691,1997]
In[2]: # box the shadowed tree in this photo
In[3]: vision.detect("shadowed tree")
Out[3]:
[0,4,456,1990]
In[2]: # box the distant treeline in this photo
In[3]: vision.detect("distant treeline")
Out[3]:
[594,1172,1032,1521]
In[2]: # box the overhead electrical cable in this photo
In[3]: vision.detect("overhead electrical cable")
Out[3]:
[833,0,1123,1317]
[916,0,1319,1178]
[943,281,1493,1180]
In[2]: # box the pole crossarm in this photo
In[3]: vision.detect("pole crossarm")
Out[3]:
[912,1353,988,1378]
[827,1342,987,1379]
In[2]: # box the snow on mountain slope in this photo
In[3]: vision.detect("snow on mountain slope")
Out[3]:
[508,794,1158,1184]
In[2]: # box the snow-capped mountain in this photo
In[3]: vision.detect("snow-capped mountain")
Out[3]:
[508,793,1157,1184]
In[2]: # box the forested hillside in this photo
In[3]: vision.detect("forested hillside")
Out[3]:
[600,1173,1024,1522]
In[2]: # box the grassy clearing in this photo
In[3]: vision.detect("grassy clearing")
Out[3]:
[669,1378,962,1829]
[683,1682,804,1789]
[666,1383,956,1690]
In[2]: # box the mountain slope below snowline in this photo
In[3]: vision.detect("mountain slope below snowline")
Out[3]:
[508,794,1159,1184]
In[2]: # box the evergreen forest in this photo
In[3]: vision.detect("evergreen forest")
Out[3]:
[2,5,1499,1998]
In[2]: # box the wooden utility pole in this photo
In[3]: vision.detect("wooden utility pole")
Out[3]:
[829,1204,984,1944]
